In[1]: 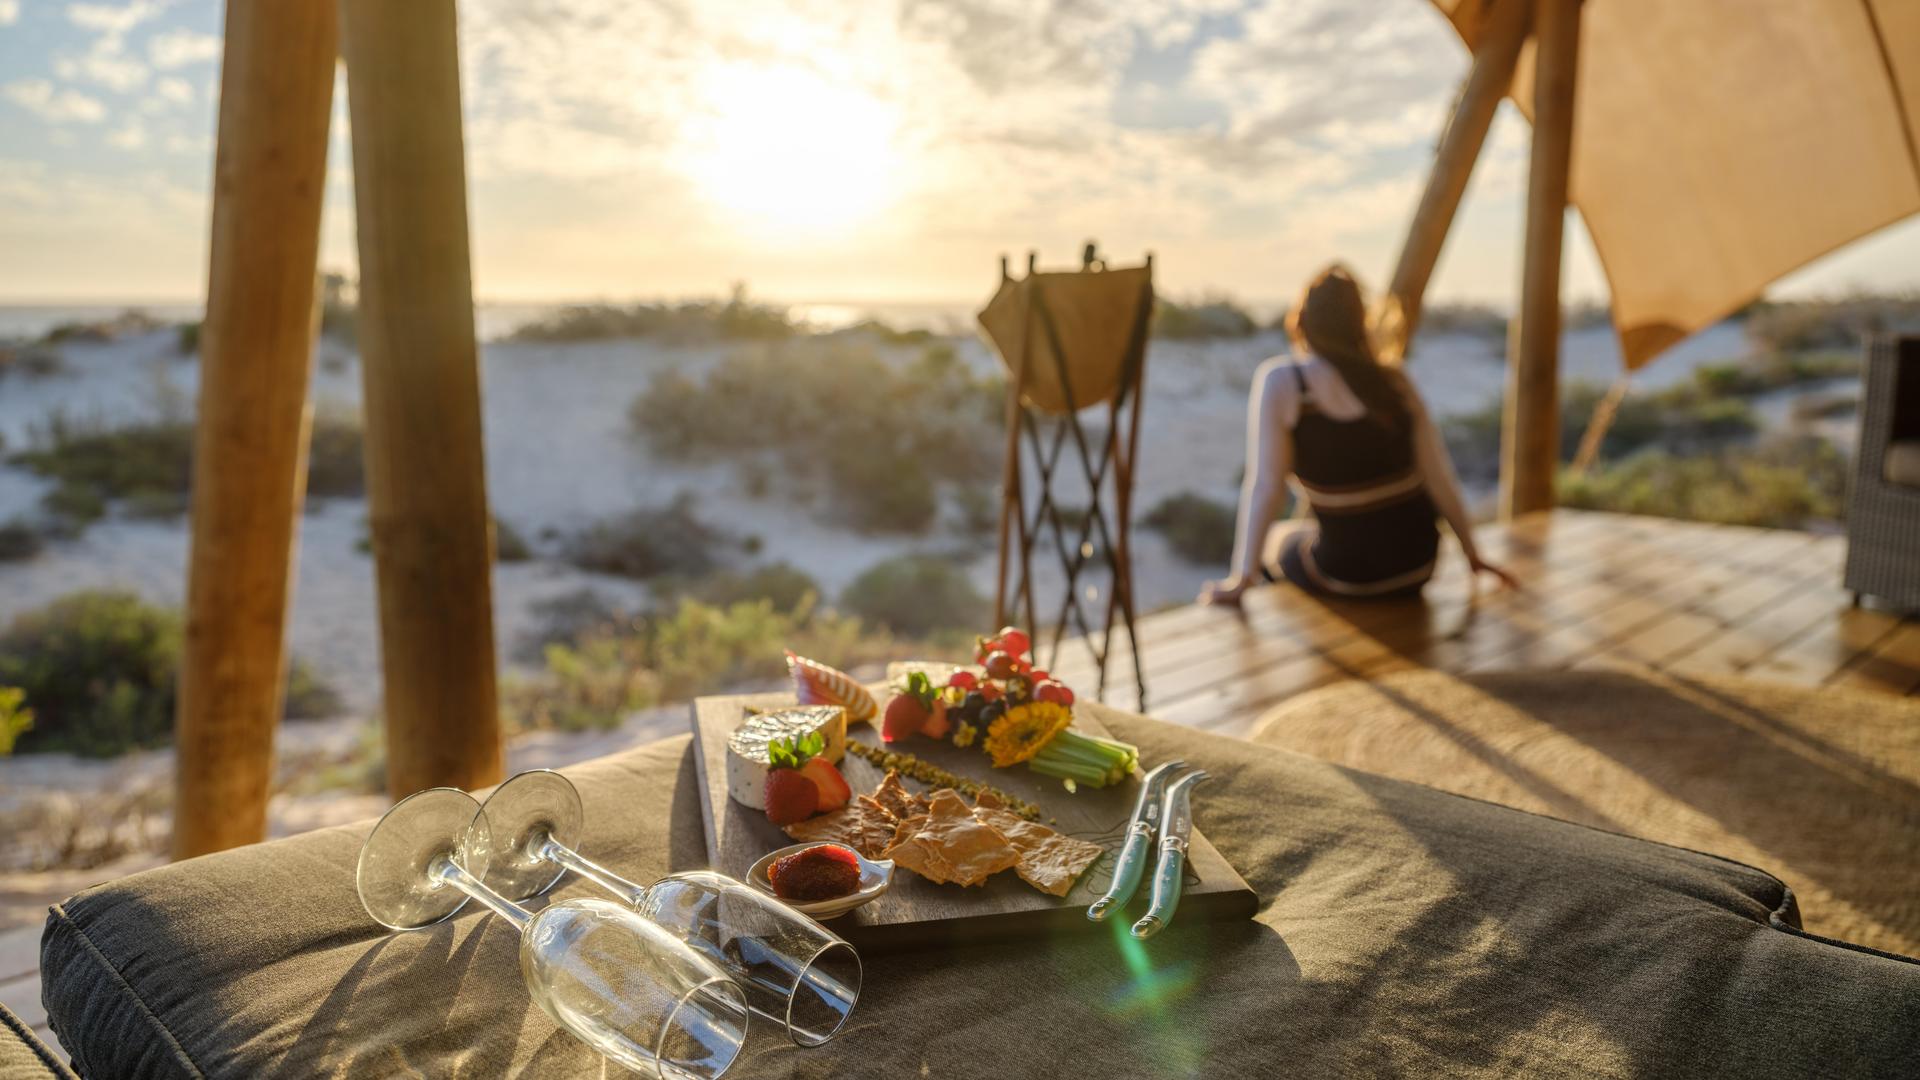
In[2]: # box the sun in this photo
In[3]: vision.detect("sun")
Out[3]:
[679,63,903,235]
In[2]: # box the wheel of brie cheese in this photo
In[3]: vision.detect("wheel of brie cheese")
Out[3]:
[725,705,847,810]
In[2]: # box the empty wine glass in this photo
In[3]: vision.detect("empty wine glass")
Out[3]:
[356,787,750,1079]
[478,770,863,1048]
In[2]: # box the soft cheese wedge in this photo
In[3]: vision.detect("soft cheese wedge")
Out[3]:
[726,706,847,810]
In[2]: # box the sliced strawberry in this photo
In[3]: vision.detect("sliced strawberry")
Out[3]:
[764,769,821,826]
[882,693,927,743]
[800,757,852,811]
[920,698,952,740]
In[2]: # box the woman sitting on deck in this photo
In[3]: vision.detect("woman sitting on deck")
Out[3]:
[1201,265,1515,606]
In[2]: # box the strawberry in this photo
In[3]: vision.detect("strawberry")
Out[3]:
[800,757,852,811]
[920,698,952,740]
[882,694,927,742]
[764,769,821,825]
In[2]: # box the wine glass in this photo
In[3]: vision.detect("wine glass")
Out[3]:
[478,770,863,1048]
[356,787,751,1079]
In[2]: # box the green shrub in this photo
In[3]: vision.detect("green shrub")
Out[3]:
[0,591,180,756]
[509,285,796,344]
[305,409,366,497]
[494,516,532,562]
[839,555,988,638]
[0,345,66,378]
[679,563,822,611]
[176,321,200,356]
[1442,380,1761,485]
[0,590,342,756]
[567,495,729,579]
[1743,294,1920,354]
[282,658,344,720]
[1142,491,1237,566]
[1153,296,1258,339]
[320,272,358,344]
[1418,303,1507,338]
[0,519,46,561]
[1558,438,1846,529]
[629,341,1001,535]
[0,686,32,755]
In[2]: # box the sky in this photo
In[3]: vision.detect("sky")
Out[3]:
[3,0,1920,309]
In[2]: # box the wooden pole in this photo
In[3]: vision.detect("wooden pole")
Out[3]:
[340,0,503,798]
[1376,0,1533,363]
[173,2,338,859]
[1500,0,1581,518]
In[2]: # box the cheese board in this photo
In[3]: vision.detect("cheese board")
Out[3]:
[690,690,1258,952]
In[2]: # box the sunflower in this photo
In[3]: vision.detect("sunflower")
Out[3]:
[983,702,1071,768]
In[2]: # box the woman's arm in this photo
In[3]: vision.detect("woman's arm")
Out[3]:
[1202,360,1293,605]
[1405,377,1518,588]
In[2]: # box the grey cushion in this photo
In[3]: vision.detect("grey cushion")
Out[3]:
[40,706,1920,1078]
[0,1004,73,1080]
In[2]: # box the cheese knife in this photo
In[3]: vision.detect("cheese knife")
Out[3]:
[1086,759,1186,922]
[1131,769,1208,939]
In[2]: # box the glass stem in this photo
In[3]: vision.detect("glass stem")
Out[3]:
[430,855,533,933]
[537,832,649,907]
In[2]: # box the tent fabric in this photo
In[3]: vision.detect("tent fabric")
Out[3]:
[976,264,1151,414]
[1434,0,1920,370]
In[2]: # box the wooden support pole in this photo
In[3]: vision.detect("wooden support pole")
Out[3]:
[340,0,503,799]
[1500,0,1581,518]
[173,1,338,859]
[1376,0,1532,362]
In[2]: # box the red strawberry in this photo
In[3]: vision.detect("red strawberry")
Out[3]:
[920,698,952,739]
[948,670,978,690]
[1035,680,1073,705]
[998,627,1031,657]
[882,693,927,743]
[800,757,852,811]
[764,769,821,826]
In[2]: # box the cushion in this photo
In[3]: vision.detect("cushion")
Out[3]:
[0,1004,73,1080]
[41,704,1920,1078]
[1252,669,1920,956]
[1884,438,1920,487]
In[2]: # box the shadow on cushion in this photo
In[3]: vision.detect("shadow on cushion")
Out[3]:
[1252,668,1920,956]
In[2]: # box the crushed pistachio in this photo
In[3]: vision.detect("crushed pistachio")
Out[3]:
[846,737,1041,820]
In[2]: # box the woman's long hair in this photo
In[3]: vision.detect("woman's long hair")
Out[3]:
[1286,265,1410,434]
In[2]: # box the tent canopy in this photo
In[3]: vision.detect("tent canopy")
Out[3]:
[1434,0,1920,369]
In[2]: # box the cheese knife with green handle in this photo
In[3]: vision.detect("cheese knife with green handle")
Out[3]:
[1131,769,1208,939]
[1086,760,1186,922]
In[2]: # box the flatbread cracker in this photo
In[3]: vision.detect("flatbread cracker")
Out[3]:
[870,770,929,820]
[784,801,899,859]
[974,807,1105,897]
[883,790,1020,887]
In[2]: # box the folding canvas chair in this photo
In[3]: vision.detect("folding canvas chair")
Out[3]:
[976,245,1152,708]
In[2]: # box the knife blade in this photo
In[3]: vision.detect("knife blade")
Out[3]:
[1086,759,1186,922]
[1131,769,1207,939]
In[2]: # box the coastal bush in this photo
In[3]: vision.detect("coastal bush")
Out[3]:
[320,272,358,344]
[629,341,1001,534]
[1558,437,1846,529]
[1153,296,1259,339]
[567,495,729,579]
[304,411,367,497]
[1142,491,1237,566]
[1688,351,1859,398]
[0,590,343,756]
[0,345,66,378]
[39,309,162,345]
[509,285,796,344]
[1743,294,1920,354]
[679,562,822,612]
[1418,303,1508,339]
[176,321,200,355]
[503,595,889,733]
[494,516,532,562]
[0,518,46,561]
[282,658,345,720]
[840,554,988,638]
[0,686,31,755]
[1441,380,1761,485]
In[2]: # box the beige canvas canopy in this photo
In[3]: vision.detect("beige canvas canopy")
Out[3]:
[976,263,1153,414]
[1431,0,1920,370]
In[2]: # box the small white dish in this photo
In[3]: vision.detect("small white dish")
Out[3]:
[746,842,893,921]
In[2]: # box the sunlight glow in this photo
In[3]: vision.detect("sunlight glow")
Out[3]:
[679,64,902,236]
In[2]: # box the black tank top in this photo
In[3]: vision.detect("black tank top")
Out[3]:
[1289,363,1439,592]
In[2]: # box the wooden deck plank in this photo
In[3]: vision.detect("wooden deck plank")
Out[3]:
[1827,621,1920,695]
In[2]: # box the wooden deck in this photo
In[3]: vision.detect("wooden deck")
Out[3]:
[1050,509,1918,737]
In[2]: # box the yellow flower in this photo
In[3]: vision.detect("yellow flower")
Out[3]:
[984,702,1071,768]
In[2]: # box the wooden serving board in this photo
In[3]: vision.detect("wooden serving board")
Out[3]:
[690,691,1258,952]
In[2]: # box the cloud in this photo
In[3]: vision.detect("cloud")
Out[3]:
[149,29,220,68]
[154,76,192,105]
[3,78,108,123]
[0,1,18,26]
[106,120,147,148]
[55,35,151,92]
[65,0,165,35]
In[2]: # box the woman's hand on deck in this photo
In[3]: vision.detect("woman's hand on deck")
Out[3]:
[1200,576,1249,607]
[1466,553,1520,591]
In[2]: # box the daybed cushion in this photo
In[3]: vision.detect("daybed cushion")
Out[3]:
[1884,437,1920,487]
[41,704,1920,1078]
[0,1004,73,1080]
